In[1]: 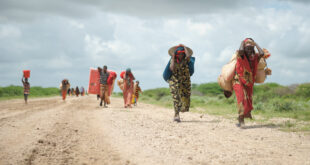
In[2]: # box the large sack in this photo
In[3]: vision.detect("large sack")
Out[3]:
[230,52,237,61]
[222,59,237,81]
[257,58,267,70]
[218,75,233,92]
[117,79,124,91]
[88,68,100,95]
[221,53,237,81]
[255,69,266,83]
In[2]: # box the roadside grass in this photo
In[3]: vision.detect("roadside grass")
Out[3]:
[139,82,310,132]
[0,85,60,100]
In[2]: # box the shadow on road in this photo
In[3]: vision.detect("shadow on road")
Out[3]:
[240,124,280,129]
[181,119,221,123]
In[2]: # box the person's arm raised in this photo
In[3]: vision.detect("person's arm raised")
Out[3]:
[170,54,175,72]
[254,41,264,58]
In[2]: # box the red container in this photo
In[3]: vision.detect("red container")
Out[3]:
[23,70,30,78]
[88,68,100,95]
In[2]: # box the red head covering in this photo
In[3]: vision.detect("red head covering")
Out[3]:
[174,46,185,63]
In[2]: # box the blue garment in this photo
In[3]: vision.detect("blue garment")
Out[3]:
[163,57,195,82]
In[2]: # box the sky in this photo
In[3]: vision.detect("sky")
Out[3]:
[0,0,310,91]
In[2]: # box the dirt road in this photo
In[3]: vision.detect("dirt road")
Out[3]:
[0,96,309,165]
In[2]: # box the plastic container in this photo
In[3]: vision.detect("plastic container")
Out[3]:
[23,70,30,78]
[88,68,100,95]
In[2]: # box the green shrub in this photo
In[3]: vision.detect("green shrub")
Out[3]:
[0,85,60,98]
[143,88,170,100]
[296,83,310,99]
[192,82,222,96]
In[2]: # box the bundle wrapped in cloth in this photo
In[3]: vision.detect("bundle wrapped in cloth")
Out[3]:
[255,48,272,83]
[218,52,238,92]
[221,52,237,82]
[218,49,272,92]
[117,79,124,91]
[218,75,233,91]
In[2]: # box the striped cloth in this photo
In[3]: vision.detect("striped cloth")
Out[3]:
[134,85,142,98]
[23,82,30,94]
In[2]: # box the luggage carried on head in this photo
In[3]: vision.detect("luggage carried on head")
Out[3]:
[23,70,30,78]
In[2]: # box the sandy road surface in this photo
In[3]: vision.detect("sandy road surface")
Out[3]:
[0,96,309,165]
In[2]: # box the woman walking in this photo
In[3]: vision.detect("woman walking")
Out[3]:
[168,44,193,122]
[120,68,135,108]
[22,77,30,104]
[233,38,265,127]
[60,79,70,101]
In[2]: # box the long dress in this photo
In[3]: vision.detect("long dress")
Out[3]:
[121,71,134,106]
[169,58,191,113]
[233,52,260,117]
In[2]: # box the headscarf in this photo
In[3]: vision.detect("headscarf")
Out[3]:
[125,68,132,86]
[174,46,185,63]
[244,38,254,46]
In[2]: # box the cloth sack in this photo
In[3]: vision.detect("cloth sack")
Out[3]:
[117,79,124,91]
[221,53,237,81]
[218,75,233,92]
[255,69,266,83]
[257,58,267,70]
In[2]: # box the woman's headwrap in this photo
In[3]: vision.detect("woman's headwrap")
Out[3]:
[244,38,254,46]
[174,46,185,63]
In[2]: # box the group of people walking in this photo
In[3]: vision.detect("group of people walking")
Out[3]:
[97,66,143,108]
[59,79,86,100]
[166,38,271,127]
[21,38,270,127]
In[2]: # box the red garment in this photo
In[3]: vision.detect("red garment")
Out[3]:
[107,71,117,96]
[62,90,67,100]
[107,71,117,85]
[233,53,259,115]
[120,71,133,79]
[120,71,134,106]
[123,87,133,106]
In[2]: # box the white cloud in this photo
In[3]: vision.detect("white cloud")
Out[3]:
[0,0,310,89]
[0,25,21,38]
[70,20,85,29]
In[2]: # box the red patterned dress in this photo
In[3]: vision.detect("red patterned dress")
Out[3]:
[233,52,260,117]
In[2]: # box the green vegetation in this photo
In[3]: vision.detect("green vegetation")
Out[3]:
[140,82,310,132]
[0,85,60,100]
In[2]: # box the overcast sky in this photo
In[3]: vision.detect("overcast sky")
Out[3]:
[0,0,309,90]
